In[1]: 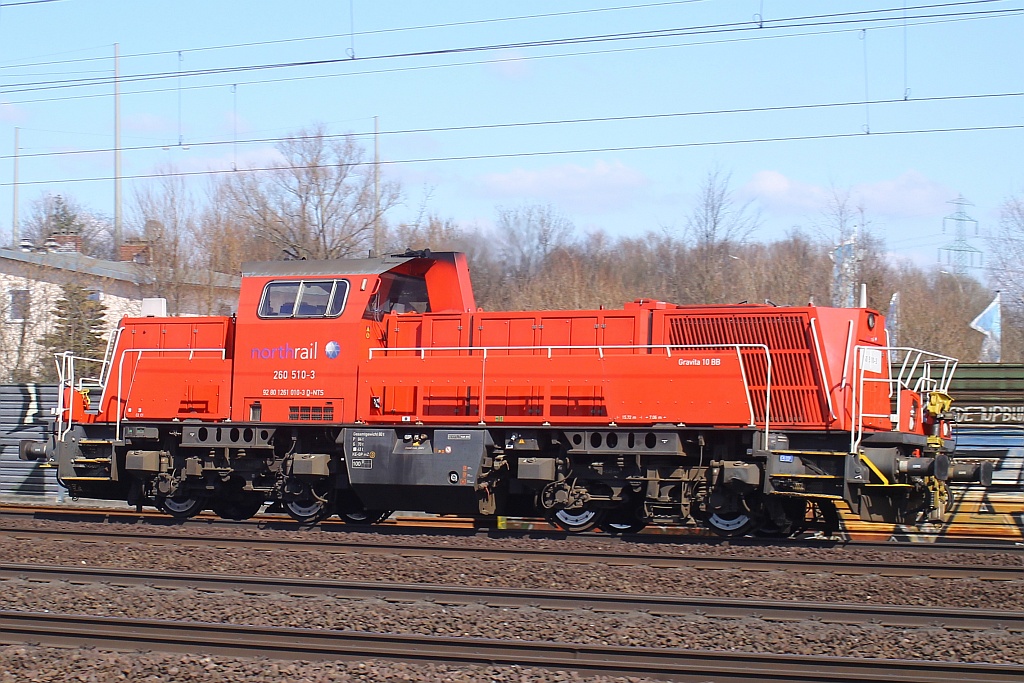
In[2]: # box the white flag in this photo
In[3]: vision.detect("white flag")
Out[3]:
[969,293,1001,363]
[885,292,899,348]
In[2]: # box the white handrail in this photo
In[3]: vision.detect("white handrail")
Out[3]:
[54,345,228,442]
[809,317,837,421]
[850,345,957,453]
[114,347,227,440]
[368,342,773,437]
[55,351,109,441]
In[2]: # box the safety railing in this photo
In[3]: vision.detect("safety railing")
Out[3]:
[54,340,226,442]
[54,351,108,442]
[112,347,226,440]
[53,326,122,441]
[850,346,958,452]
[368,343,772,438]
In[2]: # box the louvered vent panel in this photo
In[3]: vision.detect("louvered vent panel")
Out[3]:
[666,313,827,425]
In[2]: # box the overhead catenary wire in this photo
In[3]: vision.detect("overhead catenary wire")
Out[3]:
[0,0,989,71]
[1,7,1020,109]
[0,2,1019,96]
[0,0,66,6]
[2,122,1021,188]
[2,90,1021,163]
[0,0,713,70]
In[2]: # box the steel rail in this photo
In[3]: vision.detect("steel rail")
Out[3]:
[0,610,1017,683]
[1,527,1020,581]
[2,563,1019,631]
[3,503,1021,547]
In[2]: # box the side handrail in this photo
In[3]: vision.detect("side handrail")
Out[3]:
[96,326,123,389]
[55,351,110,441]
[850,346,958,452]
[55,345,228,442]
[54,325,124,441]
[114,347,227,440]
[368,342,773,437]
[808,317,837,421]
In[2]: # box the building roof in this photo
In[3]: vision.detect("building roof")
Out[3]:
[0,248,240,290]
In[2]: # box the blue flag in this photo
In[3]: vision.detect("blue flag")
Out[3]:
[969,293,1001,363]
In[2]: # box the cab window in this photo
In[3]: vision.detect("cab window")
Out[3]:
[258,279,350,319]
[363,272,430,320]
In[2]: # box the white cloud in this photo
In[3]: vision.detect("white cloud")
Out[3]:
[853,171,955,219]
[743,170,827,214]
[742,169,955,220]
[473,160,649,214]
[0,101,26,124]
[486,49,531,80]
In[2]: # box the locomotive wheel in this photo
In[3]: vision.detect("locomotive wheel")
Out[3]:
[156,494,205,519]
[705,510,757,537]
[598,503,649,534]
[756,498,809,538]
[212,494,265,521]
[546,508,606,533]
[599,520,648,534]
[337,509,392,525]
[286,497,331,525]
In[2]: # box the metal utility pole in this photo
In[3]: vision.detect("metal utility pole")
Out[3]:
[12,127,19,246]
[938,195,981,275]
[114,43,123,257]
[373,115,380,256]
[830,216,860,308]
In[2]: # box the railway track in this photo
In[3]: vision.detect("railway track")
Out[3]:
[3,502,1022,546]
[0,610,1018,683]
[3,562,1019,630]
[2,526,1020,580]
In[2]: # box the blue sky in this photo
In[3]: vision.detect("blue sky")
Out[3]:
[0,0,1021,268]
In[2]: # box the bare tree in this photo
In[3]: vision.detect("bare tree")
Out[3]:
[508,233,630,311]
[814,186,892,312]
[127,171,200,314]
[0,288,40,382]
[195,180,279,272]
[383,191,467,254]
[683,168,761,303]
[887,265,993,360]
[615,229,688,303]
[20,193,113,258]
[494,203,574,282]
[988,192,1024,309]
[225,124,399,260]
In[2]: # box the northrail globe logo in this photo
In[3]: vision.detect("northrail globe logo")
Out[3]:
[325,341,341,359]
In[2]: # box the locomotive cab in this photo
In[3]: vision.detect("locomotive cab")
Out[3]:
[230,250,476,425]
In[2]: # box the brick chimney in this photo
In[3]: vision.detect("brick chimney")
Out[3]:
[51,234,83,253]
[119,239,150,264]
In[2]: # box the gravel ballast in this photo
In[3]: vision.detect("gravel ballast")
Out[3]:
[1,518,1021,681]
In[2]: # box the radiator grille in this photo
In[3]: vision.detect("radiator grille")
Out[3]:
[666,314,827,425]
[288,405,335,421]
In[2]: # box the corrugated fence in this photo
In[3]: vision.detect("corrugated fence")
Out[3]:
[0,384,61,501]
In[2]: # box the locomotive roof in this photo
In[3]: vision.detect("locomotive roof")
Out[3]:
[241,254,415,278]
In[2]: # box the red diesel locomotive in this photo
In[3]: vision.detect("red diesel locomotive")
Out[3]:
[21,250,991,535]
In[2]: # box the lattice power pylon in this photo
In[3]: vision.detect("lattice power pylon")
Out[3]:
[938,195,983,275]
